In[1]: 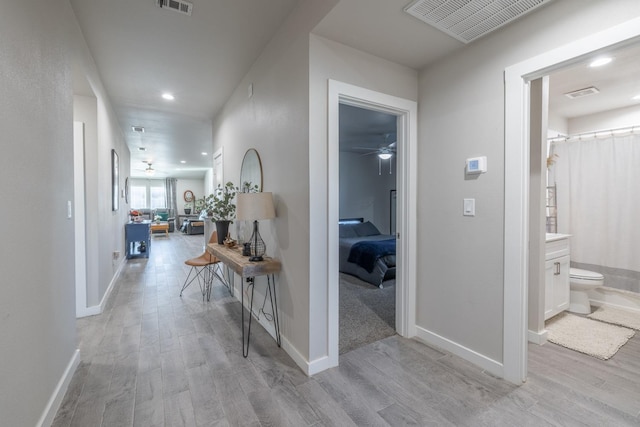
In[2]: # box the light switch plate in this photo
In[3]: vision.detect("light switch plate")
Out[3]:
[463,198,475,216]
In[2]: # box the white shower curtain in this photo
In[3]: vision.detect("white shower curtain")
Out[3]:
[549,132,640,272]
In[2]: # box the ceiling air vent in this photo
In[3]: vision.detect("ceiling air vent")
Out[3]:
[564,86,600,99]
[132,126,145,133]
[155,0,193,16]
[404,0,553,44]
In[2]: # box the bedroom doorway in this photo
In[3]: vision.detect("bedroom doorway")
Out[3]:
[327,80,417,366]
[338,104,398,354]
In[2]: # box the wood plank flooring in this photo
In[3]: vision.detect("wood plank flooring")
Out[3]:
[53,232,640,426]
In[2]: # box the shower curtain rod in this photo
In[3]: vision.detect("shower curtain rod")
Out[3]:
[547,124,640,143]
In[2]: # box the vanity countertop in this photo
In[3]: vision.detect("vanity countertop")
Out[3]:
[545,233,571,243]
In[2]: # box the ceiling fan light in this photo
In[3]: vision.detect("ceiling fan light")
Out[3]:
[145,167,155,176]
[378,152,393,160]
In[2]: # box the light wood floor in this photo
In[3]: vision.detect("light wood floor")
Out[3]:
[53,232,640,426]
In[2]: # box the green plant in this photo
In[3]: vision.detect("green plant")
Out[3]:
[203,181,239,222]
[184,201,193,209]
[241,181,259,193]
[194,197,206,213]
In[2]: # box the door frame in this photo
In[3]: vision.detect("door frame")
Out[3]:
[327,80,418,366]
[503,17,640,384]
[73,121,89,317]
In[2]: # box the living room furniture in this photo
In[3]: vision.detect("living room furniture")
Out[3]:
[153,208,176,232]
[183,219,204,235]
[125,221,151,259]
[178,214,200,230]
[150,222,169,237]
[180,231,225,301]
[206,242,281,357]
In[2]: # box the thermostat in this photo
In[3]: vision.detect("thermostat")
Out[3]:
[466,156,487,174]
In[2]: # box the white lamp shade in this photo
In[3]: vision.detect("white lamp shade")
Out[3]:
[236,192,276,221]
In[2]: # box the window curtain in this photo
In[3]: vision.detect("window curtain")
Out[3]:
[549,132,640,272]
[165,178,178,218]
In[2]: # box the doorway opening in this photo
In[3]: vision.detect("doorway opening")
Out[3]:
[337,104,398,354]
[503,18,640,383]
[327,80,417,367]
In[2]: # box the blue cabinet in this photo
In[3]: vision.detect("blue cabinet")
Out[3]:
[125,222,151,259]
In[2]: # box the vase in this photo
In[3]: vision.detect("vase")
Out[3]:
[215,220,231,245]
[184,208,191,215]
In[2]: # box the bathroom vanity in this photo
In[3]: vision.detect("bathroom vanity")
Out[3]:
[544,233,571,320]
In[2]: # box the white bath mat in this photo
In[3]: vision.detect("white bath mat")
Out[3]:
[545,312,635,360]
[588,305,640,330]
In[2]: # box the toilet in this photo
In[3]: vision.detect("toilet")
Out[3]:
[569,268,604,314]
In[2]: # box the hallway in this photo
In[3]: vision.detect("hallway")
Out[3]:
[52,233,640,426]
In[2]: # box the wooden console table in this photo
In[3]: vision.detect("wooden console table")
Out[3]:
[207,243,281,357]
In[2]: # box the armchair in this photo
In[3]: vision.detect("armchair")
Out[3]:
[137,208,152,220]
[153,208,176,232]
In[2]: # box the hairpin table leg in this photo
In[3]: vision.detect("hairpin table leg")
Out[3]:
[267,274,281,347]
[242,277,256,358]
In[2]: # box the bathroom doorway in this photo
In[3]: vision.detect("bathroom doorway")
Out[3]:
[503,18,640,382]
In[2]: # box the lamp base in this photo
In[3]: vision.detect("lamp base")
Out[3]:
[249,255,264,262]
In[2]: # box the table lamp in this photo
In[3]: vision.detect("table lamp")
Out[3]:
[236,192,276,261]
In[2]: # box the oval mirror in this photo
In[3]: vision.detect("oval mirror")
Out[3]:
[240,148,262,192]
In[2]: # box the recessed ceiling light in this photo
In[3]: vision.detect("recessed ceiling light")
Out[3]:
[180,160,186,164]
[589,57,612,67]
[632,94,640,101]
[162,92,175,101]
[201,152,208,155]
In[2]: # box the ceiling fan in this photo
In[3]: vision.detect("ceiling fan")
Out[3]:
[353,134,397,159]
[142,161,155,176]
[350,134,396,175]
[134,160,160,176]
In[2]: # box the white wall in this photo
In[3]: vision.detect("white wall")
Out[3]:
[568,104,640,135]
[0,2,130,424]
[211,0,339,366]
[417,0,640,364]
[339,152,396,234]
[176,178,205,212]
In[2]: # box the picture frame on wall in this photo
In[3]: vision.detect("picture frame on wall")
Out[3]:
[112,149,119,211]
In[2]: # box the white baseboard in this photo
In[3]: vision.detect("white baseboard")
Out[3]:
[235,281,319,377]
[589,287,640,313]
[36,349,80,427]
[77,257,125,318]
[527,328,548,345]
[415,325,504,379]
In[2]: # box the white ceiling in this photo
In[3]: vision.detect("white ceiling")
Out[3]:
[69,0,640,179]
[70,0,300,179]
[548,42,640,123]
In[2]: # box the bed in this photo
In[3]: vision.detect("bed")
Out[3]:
[339,219,396,288]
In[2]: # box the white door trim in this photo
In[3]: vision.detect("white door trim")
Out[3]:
[503,17,640,384]
[327,80,417,366]
[73,121,89,318]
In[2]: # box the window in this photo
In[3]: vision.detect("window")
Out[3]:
[150,186,166,209]
[130,179,166,209]
[130,186,147,209]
